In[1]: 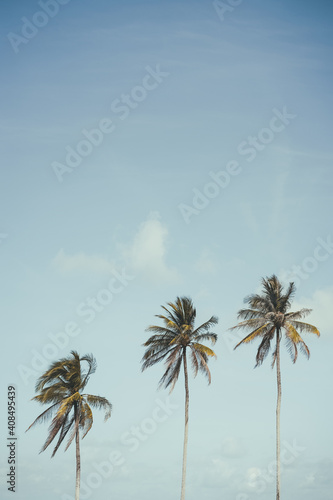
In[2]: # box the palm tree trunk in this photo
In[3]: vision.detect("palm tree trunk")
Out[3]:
[276,328,281,500]
[180,348,189,500]
[75,407,81,500]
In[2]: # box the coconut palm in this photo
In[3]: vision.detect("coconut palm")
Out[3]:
[230,275,320,500]
[141,296,218,500]
[26,350,112,500]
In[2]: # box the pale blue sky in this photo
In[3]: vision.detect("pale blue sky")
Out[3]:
[1,1,332,499]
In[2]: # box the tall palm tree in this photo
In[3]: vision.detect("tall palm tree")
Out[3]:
[230,275,320,500]
[141,296,218,500]
[26,350,112,500]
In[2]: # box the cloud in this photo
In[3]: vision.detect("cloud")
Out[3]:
[52,249,116,274]
[292,287,333,337]
[122,212,180,284]
[51,213,180,285]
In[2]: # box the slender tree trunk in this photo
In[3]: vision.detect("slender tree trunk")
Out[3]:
[180,349,189,500]
[75,406,81,500]
[276,329,281,500]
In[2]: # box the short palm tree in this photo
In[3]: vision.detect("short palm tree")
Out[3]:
[26,350,112,500]
[141,296,218,500]
[230,275,320,500]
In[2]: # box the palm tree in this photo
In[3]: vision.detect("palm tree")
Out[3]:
[230,275,320,500]
[141,296,218,500]
[26,350,112,500]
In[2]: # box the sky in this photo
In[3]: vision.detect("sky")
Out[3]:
[0,0,332,499]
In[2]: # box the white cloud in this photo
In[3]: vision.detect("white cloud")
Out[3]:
[122,212,180,284]
[292,287,333,337]
[51,213,180,285]
[52,248,116,274]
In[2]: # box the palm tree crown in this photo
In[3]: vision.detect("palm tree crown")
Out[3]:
[141,296,218,390]
[26,350,112,456]
[231,275,320,366]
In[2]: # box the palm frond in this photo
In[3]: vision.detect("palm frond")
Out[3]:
[234,323,270,349]
[84,395,112,421]
[284,322,310,361]
[255,328,276,367]
[287,320,320,336]
[192,332,218,344]
[236,309,266,320]
[285,309,312,320]
[191,316,218,337]
[230,318,267,331]
[26,402,61,431]
[191,343,216,358]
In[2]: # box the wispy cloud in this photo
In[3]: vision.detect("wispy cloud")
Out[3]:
[52,249,116,274]
[122,212,181,284]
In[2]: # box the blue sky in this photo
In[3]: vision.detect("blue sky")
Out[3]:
[0,0,332,499]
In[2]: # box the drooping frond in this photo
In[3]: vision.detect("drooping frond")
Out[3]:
[193,349,211,384]
[159,348,183,392]
[255,328,275,367]
[26,402,61,431]
[84,395,112,421]
[287,320,320,336]
[79,401,93,439]
[52,413,75,457]
[40,404,72,454]
[234,323,270,349]
[79,353,97,390]
[284,323,310,362]
[191,343,216,358]
[141,345,175,371]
